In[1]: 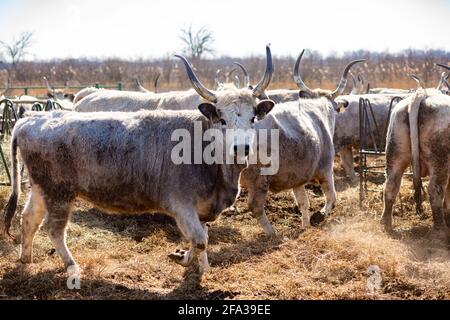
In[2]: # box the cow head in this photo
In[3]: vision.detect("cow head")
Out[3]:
[176,45,275,160]
[293,49,365,102]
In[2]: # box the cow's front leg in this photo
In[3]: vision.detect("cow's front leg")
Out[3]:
[340,145,358,185]
[169,210,209,274]
[242,168,275,235]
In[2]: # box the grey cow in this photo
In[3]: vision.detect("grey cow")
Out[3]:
[2,48,275,276]
[333,93,408,183]
[381,72,450,232]
[240,50,365,235]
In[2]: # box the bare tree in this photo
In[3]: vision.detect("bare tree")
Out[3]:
[0,31,33,85]
[179,25,214,59]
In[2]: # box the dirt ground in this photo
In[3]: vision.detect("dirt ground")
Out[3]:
[0,152,449,300]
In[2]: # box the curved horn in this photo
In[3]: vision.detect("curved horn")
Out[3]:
[411,74,425,89]
[226,67,238,83]
[43,76,54,93]
[134,78,150,93]
[175,54,217,103]
[330,59,366,98]
[349,72,357,95]
[154,72,161,93]
[233,62,250,88]
[214,69,222,89]
[233,75,240,89]
[293,49,314,94]
[436,63,450,72]
[436,72,447,90]
[252,44,273,97]
[444,79,450,91]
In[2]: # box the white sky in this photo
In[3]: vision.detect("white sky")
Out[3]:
[0,0,449,60]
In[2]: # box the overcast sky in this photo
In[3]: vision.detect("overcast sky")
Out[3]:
[0,0,449,60]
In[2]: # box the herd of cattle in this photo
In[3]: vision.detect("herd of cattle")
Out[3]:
[0,46,449,278]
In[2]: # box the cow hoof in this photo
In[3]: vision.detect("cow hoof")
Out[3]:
[169,249,193,267]
[263,226,276,236]
[20,256,32,264]
[66,264,81,275]
[199,262,210,275]
[310,212,325,226]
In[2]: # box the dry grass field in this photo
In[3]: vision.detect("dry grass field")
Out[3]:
[0,145,449,300]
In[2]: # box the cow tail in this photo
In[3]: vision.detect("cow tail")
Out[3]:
[3,131,20,237]
[408,89,426,216]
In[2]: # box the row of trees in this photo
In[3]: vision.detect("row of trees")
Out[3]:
[1,29,449,95]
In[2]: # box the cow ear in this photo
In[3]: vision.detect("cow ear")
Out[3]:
[335,99,349,113]
[198,103,220,123]
[298,90,313,99]
[255,99,275,119]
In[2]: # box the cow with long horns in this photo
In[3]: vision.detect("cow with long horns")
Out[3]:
[2,46,275,277]
[239,50,365,234]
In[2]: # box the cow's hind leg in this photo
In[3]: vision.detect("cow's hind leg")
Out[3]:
[169,210,209,274]
[20,185,47,263]
[340,145,358,185]
[428,169,449,230]
[45,199,77,269]
[381,160,408,232]
[318,170,337,218]
[292,185,310,227]
[444,182,450,222]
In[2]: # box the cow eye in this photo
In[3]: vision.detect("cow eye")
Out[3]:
[220,119,226,125]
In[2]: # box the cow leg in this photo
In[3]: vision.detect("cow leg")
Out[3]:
[292,185,310,227]
[428,170,449,230]
[247,187,275,235]
[243,170,275,235]
[381,161,408,232]
[169,211,209,274]
[20,185,46,263]
[318,171,337,217]
[444,182,450,219]
[45,200,77,269]
[340,145,358,184]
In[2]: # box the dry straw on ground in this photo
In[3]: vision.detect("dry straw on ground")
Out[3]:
[0,151,449,300]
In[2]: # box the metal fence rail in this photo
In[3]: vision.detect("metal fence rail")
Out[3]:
[0,98,64,186]
[0,82,123,96]
[358,96,404,207]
